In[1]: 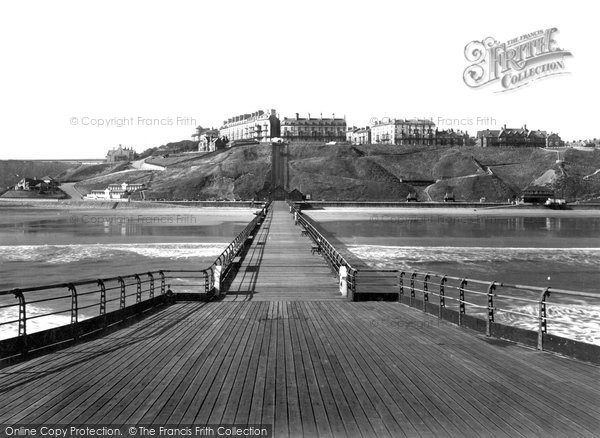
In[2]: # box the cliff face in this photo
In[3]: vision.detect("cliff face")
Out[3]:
[0,161,77,189]
[12,144,600,202]
[139,143,600,202]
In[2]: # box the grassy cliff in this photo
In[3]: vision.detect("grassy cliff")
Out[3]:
[131,143,600,201]
[0,161,76,189]
[17,144,599,202]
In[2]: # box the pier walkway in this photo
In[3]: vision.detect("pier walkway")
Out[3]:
[0,202,598,436]
[225,202,341,301]
[0,301,598,436]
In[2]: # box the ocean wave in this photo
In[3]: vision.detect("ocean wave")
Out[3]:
[347,244,600,345]
[0,243,228,264]
[346,245,600,270]
[496,303,600,345]
[0,304,72,340]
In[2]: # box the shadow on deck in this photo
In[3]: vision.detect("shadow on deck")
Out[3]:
[0,301,598,437]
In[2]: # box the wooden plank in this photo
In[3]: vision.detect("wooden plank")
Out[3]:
[304,302,418,438]
[79,303,228,424]
[295,303,347,437]
[247,303,273,425]
[2,304,201,423]
[331,302,599,436]
[287,301,318,437]
[1,222,599,438]
[204,303,262,424]
[163,303,252,424]
[273,302,289,437]
[301,302,366,438]
[326,302,506,437]
[260,302,278,428]
[222,302,267,424]
[114,302,236,424]
[281,302,302,437]
[289,302,333,438]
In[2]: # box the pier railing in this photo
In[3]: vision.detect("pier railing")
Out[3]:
[287,201,358,295]
[389,270,598,351]
[0,202,270,360]
[288,201,599,362]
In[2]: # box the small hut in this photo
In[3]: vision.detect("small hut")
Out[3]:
[522,185,554,204]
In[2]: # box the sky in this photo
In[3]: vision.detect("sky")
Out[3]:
[0,0,597,159]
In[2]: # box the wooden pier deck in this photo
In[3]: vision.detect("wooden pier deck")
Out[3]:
[0,301,598,436]
[225,202,341,301]
[0,201,598,437]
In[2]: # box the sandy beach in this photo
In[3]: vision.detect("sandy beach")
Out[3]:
[305,206,600,221]
[0,198,260,210]
[0,201,257,227]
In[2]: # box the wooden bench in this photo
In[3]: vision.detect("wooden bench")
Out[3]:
[232,256,242,265]
[311,244,321,255]
[300,230,309,237]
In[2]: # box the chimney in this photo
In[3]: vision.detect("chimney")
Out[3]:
[308,113,311,119]
[333,113,335,119]
[295,113,299,120]
[320,113,323,120]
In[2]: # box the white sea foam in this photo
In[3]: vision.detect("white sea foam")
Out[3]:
[0,243,228,264]
[347,244,600,270]
[496,304,600,345]
[347,244,600,345]
[0,305,72,340]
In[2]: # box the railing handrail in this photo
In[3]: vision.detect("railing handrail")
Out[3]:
[287,200,598,355]
[0,201,271,297]
[288,201,355,270]
[350,268,599,300]
[0,202,271,350]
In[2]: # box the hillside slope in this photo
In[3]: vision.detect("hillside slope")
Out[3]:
[0,161,76,189]
[68,143,600,202]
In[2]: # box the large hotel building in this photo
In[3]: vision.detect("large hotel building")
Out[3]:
[219,109,281,142]
[281,113,347,142]
[371,118,436,145]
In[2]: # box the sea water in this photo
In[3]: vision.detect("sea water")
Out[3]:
[307,212,600,345]
[0,207,254,339]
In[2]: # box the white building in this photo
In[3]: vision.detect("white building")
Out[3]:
[371,118,436,145]
[85,189,129,201]
[84,182,144,201]
[219,109,281,142]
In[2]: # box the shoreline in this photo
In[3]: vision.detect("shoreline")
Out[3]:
[305,206,600,219]
[0,199,261,210]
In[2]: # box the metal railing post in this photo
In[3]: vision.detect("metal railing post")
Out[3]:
[537,287,551,350]
[97,279,107,328]
[410,272,417,306]
[159,271,166,295]
[439,276,447,319]
[423,273,430,312]
[68,283,78,341]
[98,279,106,316]
[147,272,155,299]
[399,272,405,300]
[135,274,142,304]
[458,279,467,326]
[349,267,357,300]
[486,281,496,337]
[204,271,210,294]
[118,277,126,310]
[13,288,27,353]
